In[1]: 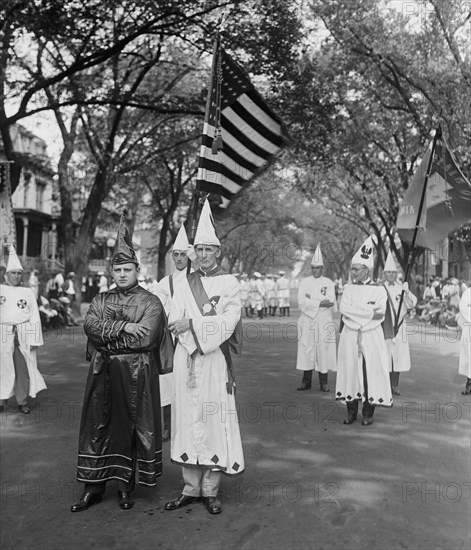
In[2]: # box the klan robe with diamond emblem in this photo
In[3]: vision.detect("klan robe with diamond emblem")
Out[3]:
[77,284,173,487]
[382,282,417,373]
[168,267,245,475]
[0,284,46,400]
[336,282,392,407]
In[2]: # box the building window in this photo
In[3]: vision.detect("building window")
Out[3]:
[36,181,46,210]
[23,172,32,208]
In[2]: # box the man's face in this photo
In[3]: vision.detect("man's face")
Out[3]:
[384,271,397,284]
[172,250,188,272]
[6,270,23,287]
[350,264,369,283]
[311,266,323,278]
[111,263,139,290]
[195,244,220,271]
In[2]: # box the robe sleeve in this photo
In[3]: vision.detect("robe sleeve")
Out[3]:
[298,280,320,319]
[27,293,44,347]
[340,285,376,328]
[83,295,128,346]
[459,289,471,323]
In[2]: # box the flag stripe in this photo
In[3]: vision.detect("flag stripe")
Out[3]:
[201,134,258,175]
[198,153,248,188]
[220,115,273,161]
[199,146,255,182]
[224,107,281,155]
[230,95,285,147]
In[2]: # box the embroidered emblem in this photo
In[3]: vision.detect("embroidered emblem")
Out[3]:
[321,287,327,296]
[202,303,212,314]
[0,296,5,304]
[360,245,372,259]
[17,299,27,309]
[209,296,220,308]
[180,453,189,462]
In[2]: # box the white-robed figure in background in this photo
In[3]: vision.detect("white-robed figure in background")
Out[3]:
[336,237,392,427]
[382,249,417,396]
[153,224,194,440]
[165,199,244,516]
[0,245,46,414]
[251,271,265,319]
[458,287,471,395]
[296,244,337,392]
[277,270,290,316]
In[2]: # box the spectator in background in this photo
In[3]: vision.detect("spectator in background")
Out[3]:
[97,271,108,293]
[448,278,461,311]
[64,272,76,303]
[54,270,65,299]
[28,269,40,300]
[423,281,436,301]
[432,276,442,299]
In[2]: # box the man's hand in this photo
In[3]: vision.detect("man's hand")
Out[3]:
[168,319,191,336]
[123,323,151,339]
[372,307,384,320]
[319,299,334,308]
[403,282,409,293]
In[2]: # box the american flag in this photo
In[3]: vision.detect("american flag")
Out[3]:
[196,41,289,206]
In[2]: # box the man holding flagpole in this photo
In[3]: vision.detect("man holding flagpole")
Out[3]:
[336,237,392,426]
[165,199,244,515]
[382,249,417,396]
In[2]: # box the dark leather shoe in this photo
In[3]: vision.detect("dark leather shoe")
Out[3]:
[18,405,30,414]
[70,492,102,512]
[164,494,199,511]
[118,491,134,510]
[343,414,357,425]
[362,417,374,426]
[203,496,222,515]
[320,385,330,392]
[297,382,311,391]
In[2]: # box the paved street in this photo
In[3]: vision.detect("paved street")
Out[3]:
[1,303,470,550]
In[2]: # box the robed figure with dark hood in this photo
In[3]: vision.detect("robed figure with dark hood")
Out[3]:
[71,212,173,512]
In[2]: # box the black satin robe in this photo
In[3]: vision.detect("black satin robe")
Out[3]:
[76,284,173,487]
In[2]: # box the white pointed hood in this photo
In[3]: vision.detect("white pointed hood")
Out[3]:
[173,224,190,251]
[6,244,23,272]
[384,249,397,272]
[351,236,374,269]
[194,199,221,247]
[311,244,324,266]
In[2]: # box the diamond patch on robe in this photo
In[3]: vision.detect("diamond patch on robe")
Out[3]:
[336,391,342,397]
[357,393,362,399]
[181,453,189,462]
[378,398,384,404]
[211,455,219,464]
[232,462,240,472]
[0,296,5,304]
[347,395,352,400]
[369,397,374,402]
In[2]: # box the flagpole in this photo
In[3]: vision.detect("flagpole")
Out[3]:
[186,34,221,274]
[394,124,442,334]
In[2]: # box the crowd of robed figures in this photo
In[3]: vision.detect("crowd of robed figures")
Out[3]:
[1,199,470,515]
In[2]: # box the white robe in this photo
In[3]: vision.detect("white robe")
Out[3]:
[153,269,188,407]
[0,284,47,400]
[277,276,290,307]
[168,271,244,475]
[336,282,392,407]
[384,282,417,373]
[458,288,471,378]
[296,276,337,373]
